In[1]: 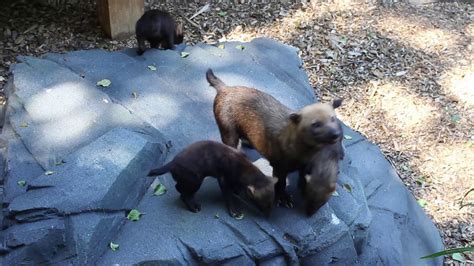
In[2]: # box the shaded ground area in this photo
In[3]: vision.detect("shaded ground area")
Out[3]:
[0,0,472,263]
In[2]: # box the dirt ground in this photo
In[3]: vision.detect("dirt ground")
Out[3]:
[0,0,472,264]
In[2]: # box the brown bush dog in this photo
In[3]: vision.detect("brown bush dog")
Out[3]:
[147,141,277,218]
[135,10,184,55]
[299,142,343,216]
[206,69,344,207]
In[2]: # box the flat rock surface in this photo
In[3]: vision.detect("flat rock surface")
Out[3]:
[0,38,443,265]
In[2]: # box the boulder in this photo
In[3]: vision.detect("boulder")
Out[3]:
[0,38,443,265]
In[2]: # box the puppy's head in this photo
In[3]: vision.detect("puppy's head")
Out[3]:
[302,174,337,216]
[289,99,343,146]
[174,22,184,44]
[246,176,278,217]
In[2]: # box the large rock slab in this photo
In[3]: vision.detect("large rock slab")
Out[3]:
[1,38,443,265]
[8,127,165,221]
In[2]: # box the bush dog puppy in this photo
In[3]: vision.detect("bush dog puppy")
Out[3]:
[147,140,277,218]
[135,9,184,55]
[299,142,342,216]
[206,69,343,207]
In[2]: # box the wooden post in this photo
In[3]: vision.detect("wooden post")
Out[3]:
[97,0,144,39]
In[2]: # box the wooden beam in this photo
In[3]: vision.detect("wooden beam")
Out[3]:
[97,0,144,40]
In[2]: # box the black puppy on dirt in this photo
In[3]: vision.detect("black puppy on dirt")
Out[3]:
[299,142,343,216]
[135,9,183,55]
[148,140,277,218]
[206,69,344,208]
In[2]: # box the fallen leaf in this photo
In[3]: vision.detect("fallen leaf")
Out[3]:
[19,122,28,128]
[417,199,428,207]
[217,44,225,49]
[343,183,352,193]
[235,45,245,51]
[132,91,139,99]
[214,213,220,219]
[344,135,353,140]
[44,170,55,176]
[395,71,407,76]
[180,52,190,58]
[0,76,5,82]
[147,65,157,71]
[332,190,340,196]
[233,213,245,220]
[97,79,111,87]
[450,114,461,123]
[54,159,65,166]
[153,183,167,196]
[218,11,227,17]
[17,180,27,187]
[372,69,384,79]
[127,209,142,221]
[109,242,119,251]
[452,253,465,262]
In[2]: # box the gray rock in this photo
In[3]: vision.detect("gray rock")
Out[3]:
[8,127,166,221]
[9,56,164,169]
[1,38,443,265]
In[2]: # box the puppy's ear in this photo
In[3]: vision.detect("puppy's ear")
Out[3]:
[247,185,256,196]
[332,99,343,109]
[289,113,301,124]
[175,22,183,35]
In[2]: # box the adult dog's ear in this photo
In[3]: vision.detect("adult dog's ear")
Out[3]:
[332,99,343,109]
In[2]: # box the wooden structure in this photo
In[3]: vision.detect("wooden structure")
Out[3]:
[97,0,144,39]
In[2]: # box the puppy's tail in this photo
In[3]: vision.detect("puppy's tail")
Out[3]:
[206,68,226,91]
[148,161,173,176]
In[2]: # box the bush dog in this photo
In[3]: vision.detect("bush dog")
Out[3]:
[135,9,184,55]
[147,141,277,218]
[299,142,343,216]
[206,69,343,207]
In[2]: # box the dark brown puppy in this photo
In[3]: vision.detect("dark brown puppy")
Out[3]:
[206,69,343,207]
[135,9,184,55]
[299,142,342,216]
[147,140,277,218]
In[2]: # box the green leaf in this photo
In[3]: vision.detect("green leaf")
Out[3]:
[127,209,142,221]
[332,190,339,196]
[132,91,139,99]
[19,122,28,128]
[235,45,245,51]
[217,11,227,17]
[417,199,427,207]
[421,246,474,259]
[44,170,55,176]
[217,44,225,49]
[17,180,27,187]
[214,213,220,219]
[452,253,465,262]
[415,176,425,186]
[147,65,157,71]
[96,79,111,87]
[450,114,461,123]
[180,52,190,58]
[153,183,167,196]
[109,242,119,251]
[233,213,245,220]
[343,135,352,140]
[343,183,352,193]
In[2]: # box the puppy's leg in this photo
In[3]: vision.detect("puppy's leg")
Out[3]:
[137,36,146,55]
[273,167,293,208]
[218,126,239,148]
[174,175,202,212]
[161,34,174,50]
[150,38,160,49]
[218,177,243,218]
